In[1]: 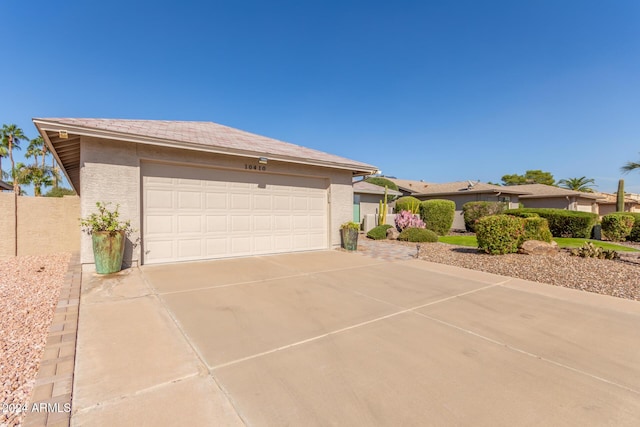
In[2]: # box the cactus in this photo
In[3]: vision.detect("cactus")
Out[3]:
[378,186,388,225]
[616,179,625,212]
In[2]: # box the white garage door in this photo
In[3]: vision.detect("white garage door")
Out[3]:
[142,162,328,265]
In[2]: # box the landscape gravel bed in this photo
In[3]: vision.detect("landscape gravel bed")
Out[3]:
[359,239,640,301]
[0,253,71,427]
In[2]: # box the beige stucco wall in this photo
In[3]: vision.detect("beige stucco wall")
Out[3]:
[358,193,386,221]
[0,193,80,257]
[79,137,354,268]
[520,198,569,210]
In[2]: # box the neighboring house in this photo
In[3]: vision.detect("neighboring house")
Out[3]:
[0,180,12,191]
[594,192,640,216]
[408,181,525,230]
[516,184,603,213]
[352,181,402,223]
[385,178,431,196]
[34,118,377,269]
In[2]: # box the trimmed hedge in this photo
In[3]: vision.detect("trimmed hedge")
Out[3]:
[420,199,455,236]
[504,208,597,238]
[462,201,506,232]
[606,212,640,242]
[476,215,524,255]
[522,217,552,243]
[394,196,421,214]
[601,213,634,242]
[366,224,393,240]
[397,227,438,242]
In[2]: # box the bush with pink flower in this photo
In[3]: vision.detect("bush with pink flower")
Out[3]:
[395,210,425,231]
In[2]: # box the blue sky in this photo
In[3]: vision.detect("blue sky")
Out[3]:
[2,0,640,194]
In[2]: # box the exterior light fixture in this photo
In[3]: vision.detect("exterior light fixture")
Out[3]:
[259,157,268,164]
[59,130,68,139]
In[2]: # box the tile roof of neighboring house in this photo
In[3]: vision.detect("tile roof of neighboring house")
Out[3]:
[353,181,402,196]
[33,118,377,174]
[516,184,604,200]
[385,178,432,194]
[0,180,12,191]
[593,192,640,204]
[413,181,529,196]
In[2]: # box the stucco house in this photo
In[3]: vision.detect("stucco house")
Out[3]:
[0,180,12,191]
[33,118,377,269]
[516,184,603,213]
[388,179,525,230]
[594,192,640,216]
[352,180,401,223]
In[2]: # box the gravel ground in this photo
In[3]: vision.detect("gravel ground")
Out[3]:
[360,239,640,301]
[0,254,71,427]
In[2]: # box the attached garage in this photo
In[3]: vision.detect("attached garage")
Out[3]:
[33,118,376,270]
[142,162,328,264]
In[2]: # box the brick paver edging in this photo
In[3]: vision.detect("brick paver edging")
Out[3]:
[23,254,81,427]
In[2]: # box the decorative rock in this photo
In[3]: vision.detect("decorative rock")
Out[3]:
[386,227,400,240]
[519,240,559,256]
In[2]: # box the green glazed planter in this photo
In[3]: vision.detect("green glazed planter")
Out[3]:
[92,230,126,274]
[341,228,359,251]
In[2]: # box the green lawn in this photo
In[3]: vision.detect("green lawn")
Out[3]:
[438,235,639,252]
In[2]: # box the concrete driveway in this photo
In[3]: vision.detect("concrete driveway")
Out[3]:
[72,251,640,426]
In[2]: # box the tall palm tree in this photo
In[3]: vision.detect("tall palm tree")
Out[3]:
[557,176,597,192]
[621,155,640,173]
[0,124,27,192]
[26,136,46,168]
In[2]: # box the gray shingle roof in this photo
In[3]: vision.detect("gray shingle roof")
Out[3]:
[353,181,402,196]
[34,118,377,173]
[414,181,530,196]
[516,184,604,200]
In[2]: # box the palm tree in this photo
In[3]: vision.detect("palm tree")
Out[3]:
[26,136,46,168]
[557,176,597,192]
[0,124,27,192]
[16,163,59,196]
[621,155,640,173]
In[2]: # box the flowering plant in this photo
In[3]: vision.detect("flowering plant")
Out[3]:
[395,210,425,231]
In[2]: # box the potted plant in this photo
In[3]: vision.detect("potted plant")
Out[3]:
[340,221,360,251]
[80,202,135,274]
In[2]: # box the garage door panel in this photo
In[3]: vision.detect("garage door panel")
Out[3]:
[205,192,227,209]
[143,163,328,264]
[177,239,202,259]
[232,237,251,254]
[177,215,202,233]
[273,196,290,210]
[231,216,251,232]
[231,194,251,209]
[206,239,228,256]
[147,190,174,209]
[254,216,272,232]
[206,216,228,232]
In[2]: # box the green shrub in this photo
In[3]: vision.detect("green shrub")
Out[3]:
[601,214,634,242]
[605,212,640,242]
[366,224,393,240]
[462,201,506,232]
[397,227,438,242]
[394,196,421,214]
[522,217,552,242]
[44,187,76,197]
[420,199,455,236]
[364,177,399,202]
[476,215,524,255]
[504,208,597,238]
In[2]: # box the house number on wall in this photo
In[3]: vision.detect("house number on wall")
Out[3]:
[245,164,266,171]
